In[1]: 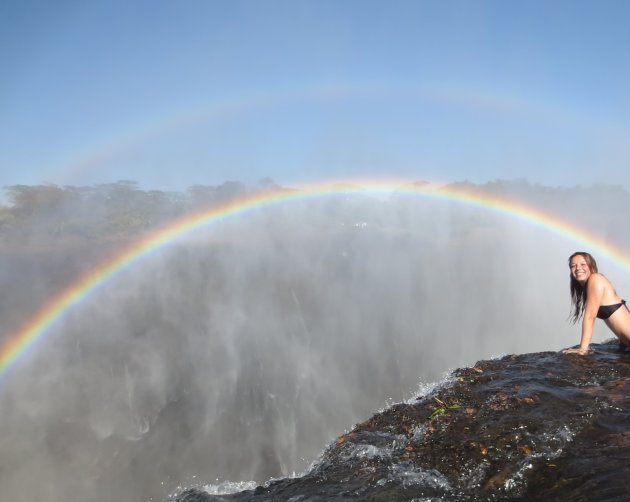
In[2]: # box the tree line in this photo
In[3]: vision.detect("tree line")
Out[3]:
[2,177,629,244]
[0,179,278,240]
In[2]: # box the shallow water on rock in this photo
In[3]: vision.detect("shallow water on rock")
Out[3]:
[174,341,630,501]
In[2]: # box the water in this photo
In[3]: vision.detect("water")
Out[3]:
[174,341,630,501]
[0,184,626,501]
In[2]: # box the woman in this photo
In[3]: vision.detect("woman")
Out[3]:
[564,251,630,355]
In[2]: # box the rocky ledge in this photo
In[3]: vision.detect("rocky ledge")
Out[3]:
[174,341,630,501]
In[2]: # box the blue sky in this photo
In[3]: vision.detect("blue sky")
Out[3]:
[2,0,630,191]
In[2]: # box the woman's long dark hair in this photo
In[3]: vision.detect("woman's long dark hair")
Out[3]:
[568,251,598,323]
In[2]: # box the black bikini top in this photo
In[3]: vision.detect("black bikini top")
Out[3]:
[597,300,626,320]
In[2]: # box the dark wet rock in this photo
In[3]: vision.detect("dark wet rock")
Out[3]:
[173,341,630,501]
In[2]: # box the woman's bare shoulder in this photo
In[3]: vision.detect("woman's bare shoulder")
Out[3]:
[588,273,612,289]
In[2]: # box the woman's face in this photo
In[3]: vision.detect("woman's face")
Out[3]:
[570,254,592,284]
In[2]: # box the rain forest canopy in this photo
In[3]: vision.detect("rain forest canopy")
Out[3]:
[1,178,628,241]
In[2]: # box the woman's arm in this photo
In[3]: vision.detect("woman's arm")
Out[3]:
[566,274,605,354]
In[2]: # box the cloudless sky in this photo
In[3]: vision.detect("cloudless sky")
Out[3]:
[2,0,630,191]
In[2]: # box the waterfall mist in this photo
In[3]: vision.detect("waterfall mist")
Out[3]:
[1,181,629,501]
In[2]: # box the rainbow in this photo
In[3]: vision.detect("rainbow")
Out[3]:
[44,81,559,188]
[45,80,385,186]
[1,180,628,380]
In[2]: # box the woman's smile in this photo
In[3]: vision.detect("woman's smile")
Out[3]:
[570,258,591,283]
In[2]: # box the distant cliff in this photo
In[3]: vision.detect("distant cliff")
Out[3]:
[175,341,630,501]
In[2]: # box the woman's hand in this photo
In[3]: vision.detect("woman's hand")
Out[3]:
[563,346,589,355]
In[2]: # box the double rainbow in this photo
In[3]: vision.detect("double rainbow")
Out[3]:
[1,180,627,380]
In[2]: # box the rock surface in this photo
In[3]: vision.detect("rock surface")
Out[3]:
[174,341,630,501]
